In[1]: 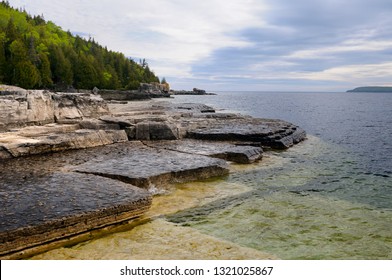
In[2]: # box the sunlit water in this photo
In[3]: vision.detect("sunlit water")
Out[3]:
[33,92,392,260]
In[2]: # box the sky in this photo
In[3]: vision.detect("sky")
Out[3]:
[7,0,392,91]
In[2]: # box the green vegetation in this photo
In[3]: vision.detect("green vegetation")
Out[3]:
[347,86,392,93]
[0,1,160,90]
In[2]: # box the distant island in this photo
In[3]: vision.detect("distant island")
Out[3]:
[347,86,392,93]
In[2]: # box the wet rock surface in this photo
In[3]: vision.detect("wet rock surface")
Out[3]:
[0,172,151,257]
[74,143,229,189]
[145,140,263,164]
[0,91,306,258]
[0,141,229,258]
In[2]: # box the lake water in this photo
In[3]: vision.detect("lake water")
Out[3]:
[33,91,392,260]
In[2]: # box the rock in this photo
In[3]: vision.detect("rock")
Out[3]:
[145,140,263,164]
[0,128,128,158]
[193,88,206,94]
[73,142,229,189]
[0,97,307,258]
[134,121,178,140]
[171,88,216,95]
[53,93,109,123]
[0,172,152,258]
[98,89,151,101]
[0,90,55,130]
[171,103,216,113]
[78,119,121,130]
[186,118,306,149]
[0,90,109,130]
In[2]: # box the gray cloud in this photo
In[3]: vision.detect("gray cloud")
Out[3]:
[7,0,392,91]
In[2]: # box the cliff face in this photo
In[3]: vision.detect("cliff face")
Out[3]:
[0,90,109,131]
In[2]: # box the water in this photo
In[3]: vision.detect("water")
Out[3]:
[168,92,392,259]
[33,91,392,260]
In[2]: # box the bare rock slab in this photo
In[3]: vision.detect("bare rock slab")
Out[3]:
[0,172,152,258]
[0,127,128,159]
[187,118,306,149]
[145,140,263,164]
[73,142,230,189]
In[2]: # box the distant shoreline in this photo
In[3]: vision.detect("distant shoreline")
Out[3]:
[347,86,392,93]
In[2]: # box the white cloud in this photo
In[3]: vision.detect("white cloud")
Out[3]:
[7,0,392,91]
[287,39,392,59]
[8,0,268,81]
[292,62,392,83]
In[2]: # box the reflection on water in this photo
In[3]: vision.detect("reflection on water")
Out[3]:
[33,136,392,260]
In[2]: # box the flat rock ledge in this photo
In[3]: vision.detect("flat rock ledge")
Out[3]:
[0,172,152,259]
[0,90,306,259]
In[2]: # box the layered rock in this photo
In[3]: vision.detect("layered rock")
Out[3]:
[0,172,152,258]
[0,88,307,259]
[0,127,127,159]
[0,91,122,159]
[145,140,263,164]
[0,90,109,131]
[105,101,306,149]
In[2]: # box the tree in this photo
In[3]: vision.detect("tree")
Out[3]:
[5,18,18,44]
[13,60,40,88]
[38,52,52,88]
[74,53,99,89]
[48,45,73,88]
[0,32,6,82]
[0,3,160,90]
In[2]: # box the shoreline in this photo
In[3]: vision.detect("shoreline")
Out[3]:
[0,89,306,259]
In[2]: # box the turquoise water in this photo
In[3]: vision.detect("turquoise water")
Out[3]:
[167,92,392,259]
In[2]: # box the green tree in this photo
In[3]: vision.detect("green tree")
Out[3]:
[0,3,160,90]
[5,17,18,43]
[49,44,73,88]
[74,53,99,89]
[38,52,52,88]
[13,60,40,88]
[0,32,6,82]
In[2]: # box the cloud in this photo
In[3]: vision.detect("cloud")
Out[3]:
[7,0,392,90]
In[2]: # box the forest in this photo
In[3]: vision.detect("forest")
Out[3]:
[0,1,161,90]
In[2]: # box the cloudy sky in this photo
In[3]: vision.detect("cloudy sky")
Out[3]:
[8,0,392,91]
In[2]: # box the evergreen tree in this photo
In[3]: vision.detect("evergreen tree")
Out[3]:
[13,60,40,88]
[0,32,6,82]
[48,44,73,88]
[74,53,99,89]
[0,3,163,90]
[38,52,52,88]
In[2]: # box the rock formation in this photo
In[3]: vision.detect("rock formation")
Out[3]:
[0,87,306,259]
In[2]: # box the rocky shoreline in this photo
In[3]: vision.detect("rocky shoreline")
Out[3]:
[0,89,306,259]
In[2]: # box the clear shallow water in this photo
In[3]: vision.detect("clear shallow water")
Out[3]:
[168,92,392,259]
[172,92,392,209]
[34,92,392,260]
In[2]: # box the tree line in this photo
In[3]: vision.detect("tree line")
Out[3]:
[0,1,161,90]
